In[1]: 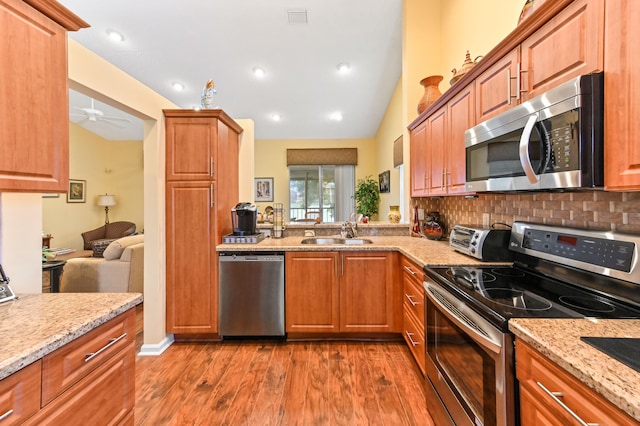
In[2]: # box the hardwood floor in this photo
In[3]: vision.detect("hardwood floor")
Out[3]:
[134,340,434,425]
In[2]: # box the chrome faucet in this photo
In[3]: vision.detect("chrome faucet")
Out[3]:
[344,213,358,238]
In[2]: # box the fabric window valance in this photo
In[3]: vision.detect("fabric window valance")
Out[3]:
[286,148,358,166]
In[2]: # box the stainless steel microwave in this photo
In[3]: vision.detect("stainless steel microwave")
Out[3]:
[465,73,604,192]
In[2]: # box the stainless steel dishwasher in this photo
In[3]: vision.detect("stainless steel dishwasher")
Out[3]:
[218,252,285,337]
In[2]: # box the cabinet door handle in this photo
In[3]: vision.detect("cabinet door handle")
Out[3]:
[405,330,420,347]
[507,68,513,105]
[403,265,416,275]
[210,184,215,208]
[405,294,418,306]
[84,332,128,363]
[536,381,599,426]
[210,157,214,177]
[0,409,14,421]
[516,62,527,100]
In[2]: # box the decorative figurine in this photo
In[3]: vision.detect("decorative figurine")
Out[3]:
[200,79,217,109]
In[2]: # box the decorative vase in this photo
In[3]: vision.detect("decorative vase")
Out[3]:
[422,211,444,240]
[417,75,443,114]
[200,79,217,109]
[450,51,483,85]
[518,0,536,25]
[387,205,401,223]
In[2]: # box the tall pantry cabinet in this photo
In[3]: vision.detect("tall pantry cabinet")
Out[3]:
[164,110,243,336]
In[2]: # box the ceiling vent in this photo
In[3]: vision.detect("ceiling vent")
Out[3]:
[287,9,308,24]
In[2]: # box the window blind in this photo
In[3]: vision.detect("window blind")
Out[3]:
[286,148,357,166]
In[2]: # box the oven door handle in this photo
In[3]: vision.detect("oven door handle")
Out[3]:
[426,283,503,355]
[519,114,539,184]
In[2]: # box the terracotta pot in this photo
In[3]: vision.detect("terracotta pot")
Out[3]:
[417,75,443,114]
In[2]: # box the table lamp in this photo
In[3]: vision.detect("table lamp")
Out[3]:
[97,194,116,224]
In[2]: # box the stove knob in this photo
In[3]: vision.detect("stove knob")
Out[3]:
[470,248,476,254]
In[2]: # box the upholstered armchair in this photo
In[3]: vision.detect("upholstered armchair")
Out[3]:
[81,221,136,256]
[60,234,144,293]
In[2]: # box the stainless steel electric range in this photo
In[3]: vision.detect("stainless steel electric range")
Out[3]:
[423,221,640,426]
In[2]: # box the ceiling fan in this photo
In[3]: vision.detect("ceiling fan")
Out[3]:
[70,98,133,128]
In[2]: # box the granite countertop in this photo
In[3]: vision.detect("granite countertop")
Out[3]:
[0,292,143,381]
[510,318,640,422]
[217,235,490,268]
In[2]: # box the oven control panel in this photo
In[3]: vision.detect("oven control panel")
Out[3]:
[520,228,635,272]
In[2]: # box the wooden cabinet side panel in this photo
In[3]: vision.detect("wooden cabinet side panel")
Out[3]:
[285,252,340,333]
[604,0,640,190]
[410,123,428,197]
[213,122,240,239]
[0,361,41,426]
[447,86,475,194]
[340,252,396,333]
[166,181,217,334]
[27,344,135,426]
[0,0,69,192]
[520,0,604,99]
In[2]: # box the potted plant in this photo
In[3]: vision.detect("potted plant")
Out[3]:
[354,175,380,220]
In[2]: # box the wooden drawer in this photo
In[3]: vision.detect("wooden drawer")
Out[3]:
[41,309,135,405]
[0,362,41,425]
[402,308,425,375]
[26,343,135,426]
[516,339,637,426]
[400,256,425,327]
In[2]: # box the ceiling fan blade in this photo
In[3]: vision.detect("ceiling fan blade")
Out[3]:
[101,115,133,123]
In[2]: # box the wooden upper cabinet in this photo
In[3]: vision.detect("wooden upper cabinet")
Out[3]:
[520,0,604,100]
[446,86,474,195]
[0,0,88,192]
[475,49,519,123]
[475,0,603,124]
[604,0,640,190]
[426,107,447,196]
[410,122,428,197]
[164,110,243,182]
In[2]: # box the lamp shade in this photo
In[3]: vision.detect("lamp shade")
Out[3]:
[97,194,116,207]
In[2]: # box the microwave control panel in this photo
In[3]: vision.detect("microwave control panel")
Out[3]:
[544,113,579,172]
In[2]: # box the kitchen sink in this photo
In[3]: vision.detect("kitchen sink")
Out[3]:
[301,237,373,245]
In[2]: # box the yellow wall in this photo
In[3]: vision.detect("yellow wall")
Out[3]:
[374,79,404,219]
[42,123,143,250]
[253,138,377,218]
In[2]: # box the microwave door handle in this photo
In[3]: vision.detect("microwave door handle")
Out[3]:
[519,115,539,184]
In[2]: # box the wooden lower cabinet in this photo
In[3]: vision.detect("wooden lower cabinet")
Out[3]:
[285,251,399,335]
[400,256,425,374]
[515,338,637,426]
[0,309,136,425]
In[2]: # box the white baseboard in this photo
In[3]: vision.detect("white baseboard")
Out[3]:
[137,334,174,356]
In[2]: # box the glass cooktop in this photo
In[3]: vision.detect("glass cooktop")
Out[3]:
[425,265,640,330]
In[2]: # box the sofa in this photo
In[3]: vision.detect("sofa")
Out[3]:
[81,221,137,255]
[60,234,144,293]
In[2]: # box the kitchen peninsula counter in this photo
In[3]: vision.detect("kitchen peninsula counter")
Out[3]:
[0,292,142,380]
[217,235,488,268]
[510,318,640,422]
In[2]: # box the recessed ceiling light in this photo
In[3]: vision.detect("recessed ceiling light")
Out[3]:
[337,63,350,74]
[253,67,266,78]
[271,113,282,122]
[171,82,185,91]
[330,112,343,121]
[106,29,125,42]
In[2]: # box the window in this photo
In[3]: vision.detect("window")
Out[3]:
[289,165,354,223]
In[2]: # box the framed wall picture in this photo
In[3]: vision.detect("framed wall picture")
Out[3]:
[67,179,86,203]
[255,177,274,202]
[378,170,390,193]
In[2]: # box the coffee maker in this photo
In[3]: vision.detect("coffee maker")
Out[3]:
[231,202,257,236]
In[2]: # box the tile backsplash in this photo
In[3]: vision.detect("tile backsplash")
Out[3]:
[412,191,640,236]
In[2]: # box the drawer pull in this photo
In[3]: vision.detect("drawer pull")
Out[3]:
[405,294,419,306]
[0,409,14,421]
[403,265,417,275]
[85,332,127,363]
[404,330,420,347]
[536,381,599,426]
